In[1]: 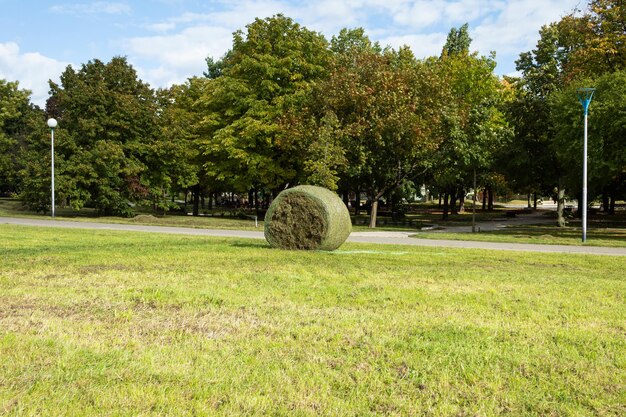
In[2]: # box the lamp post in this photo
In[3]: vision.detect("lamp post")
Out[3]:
[576,88,595,242]
[47,118,58,218]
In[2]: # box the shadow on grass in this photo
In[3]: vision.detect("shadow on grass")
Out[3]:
[499,224,626,242]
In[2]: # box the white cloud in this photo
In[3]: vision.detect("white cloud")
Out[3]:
[392,1,445,27]
[295,0,364,33]
[125,26,234,87]
[381,33,448,58]
[123,1,297,88]
[50,2,131,15]
[471,0,580,69]
[0,42,69,107]
[145,22,176,33]
[35,0,586,94]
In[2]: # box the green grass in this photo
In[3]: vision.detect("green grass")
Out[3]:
[3,197,626,246]
[1,225,625,416]
[412,224,626,247]
[0,198,262,230]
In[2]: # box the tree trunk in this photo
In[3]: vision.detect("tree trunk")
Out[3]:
[438,193,442,209]
[442,192,449,220]
[192,185,200,217]
[450,189,458,214]
[533,192,538,210]
[556,180,566,227]
[602,193,609,212]
[527,193,532,208]
[354,188,361,215]
[208,193,213,210]
[472,169,477,232]
[368,198,379,228]
[482,189,487,211]
[458,188,465,214]
[609,192,616,215]
[487,187,494,211]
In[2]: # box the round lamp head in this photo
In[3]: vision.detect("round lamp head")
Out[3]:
[47,118,58,129]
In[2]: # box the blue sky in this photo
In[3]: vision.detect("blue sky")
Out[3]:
[1,0,580,106]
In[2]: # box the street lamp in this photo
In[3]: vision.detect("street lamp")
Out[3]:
[576,88,595,242]
[47,118,58,218]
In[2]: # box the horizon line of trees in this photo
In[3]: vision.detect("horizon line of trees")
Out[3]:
[1,0,624,227]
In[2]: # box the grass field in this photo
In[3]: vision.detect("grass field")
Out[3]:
[413,224,626,247]
[3,197,626,245]
[1,224,624,416]
[0,198,264,231]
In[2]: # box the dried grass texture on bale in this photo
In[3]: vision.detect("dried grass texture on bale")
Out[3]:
[264,185,352,250]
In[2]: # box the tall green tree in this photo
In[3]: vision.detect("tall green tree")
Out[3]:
[500,77,555,205]
[559,0,626,78]
[0,79,38,195]
[152,79,205,213]
[32,57,160,216]
[442,23,472,56]
[311,43,444,227]
[514,23,572,225]
[197,15,330,200]
[431,25,510,218]
[550,71,626,214]
[280,28,381,194]
[513,0,626,224]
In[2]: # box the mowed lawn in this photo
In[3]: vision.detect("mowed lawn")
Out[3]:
[0,225,624,416]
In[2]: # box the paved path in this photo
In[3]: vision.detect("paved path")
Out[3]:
[2,216,625,256]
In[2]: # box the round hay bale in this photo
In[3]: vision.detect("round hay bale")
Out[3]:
[264,185,352,250]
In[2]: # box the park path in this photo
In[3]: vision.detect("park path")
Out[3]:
[2,216,625,257]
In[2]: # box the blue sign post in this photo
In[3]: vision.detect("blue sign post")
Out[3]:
[576,88,595,242]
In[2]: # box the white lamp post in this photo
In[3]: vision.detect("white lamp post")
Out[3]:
[47,118,58,218]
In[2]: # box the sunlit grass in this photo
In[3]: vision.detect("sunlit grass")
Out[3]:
[1,224,624,415]
[413,224,626,247]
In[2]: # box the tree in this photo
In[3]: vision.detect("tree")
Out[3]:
[559,0,626,78]
[514,23,572,225]
[431,25,510,219]
[500,77,556,207]
[590,71,626,212]
[550,71,626,215]
[513,0,626,225]
[197,14,331,202]
[31,57,160,216]
[312,44,444,227]
[279,28,382,193]
[152,79,205,214]
[442,23,471,57]
[0,79,38,195]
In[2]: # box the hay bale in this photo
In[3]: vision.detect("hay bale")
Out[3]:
[264,185,352,250]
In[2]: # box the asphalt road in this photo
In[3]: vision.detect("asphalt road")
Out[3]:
[2,216,625,256]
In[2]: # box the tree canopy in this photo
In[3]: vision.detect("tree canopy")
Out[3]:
[3,0,625,226]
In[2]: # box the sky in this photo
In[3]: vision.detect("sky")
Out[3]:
[1,0,582,107]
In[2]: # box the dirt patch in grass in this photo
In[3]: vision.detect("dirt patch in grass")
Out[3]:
[130,214,161,223]
[79,264,134,274]
[0,299,263,343]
